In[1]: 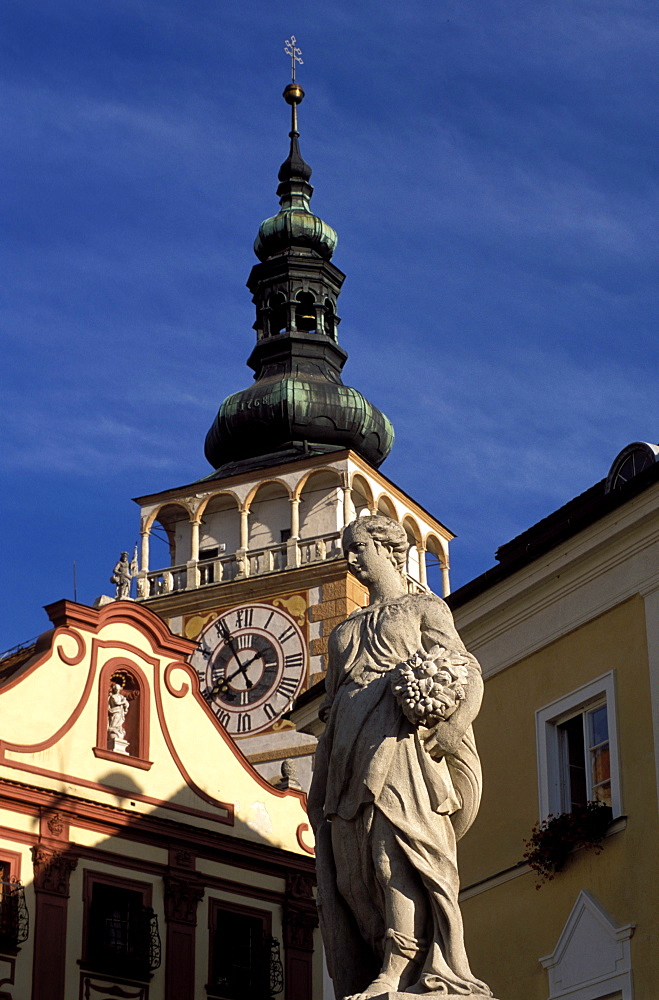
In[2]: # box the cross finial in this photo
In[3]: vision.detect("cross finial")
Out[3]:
[285,36,303,82]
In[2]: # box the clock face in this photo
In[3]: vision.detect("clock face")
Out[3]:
[190,602,307,736]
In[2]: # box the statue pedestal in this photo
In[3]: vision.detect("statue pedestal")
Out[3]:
[107,736,129,755]
[371,994,499,999]
[369,994,500,999]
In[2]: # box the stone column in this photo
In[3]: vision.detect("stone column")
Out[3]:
[288,497,301,569]
[190,519,200,561]
[442,562,451,597]
[140,528,150,573]
[341,485,353,527]
[31,845,78,1000]
[283,873,318,1000]
[417,544,428,587]
[186,518,201,590]
[236,507,251,578]
[290,496,301,538]
[163,874,205,1000]
[239,507,250,550]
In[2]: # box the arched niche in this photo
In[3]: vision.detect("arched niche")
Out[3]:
[247,480,292,550]
[351,474,374,518]
[424,534,446,596]
[298,469,343,539]
[96,658,151,768]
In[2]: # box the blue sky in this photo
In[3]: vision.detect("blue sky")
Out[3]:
[2,0,657,651]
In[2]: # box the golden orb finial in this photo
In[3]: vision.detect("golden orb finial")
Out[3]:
[283,36,305,134]
[283,82,305,106]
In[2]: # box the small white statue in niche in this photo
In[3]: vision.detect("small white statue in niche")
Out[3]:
[107,682,130,755]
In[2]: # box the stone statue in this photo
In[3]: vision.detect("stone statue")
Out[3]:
[110,547,138,600]
[107,682,130,745]
[307,516,494,1000]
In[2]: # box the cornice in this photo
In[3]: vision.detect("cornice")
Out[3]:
[139,559,352,619]
[133,449,453,539]
[454,487,659,677]
[0,778,314,880]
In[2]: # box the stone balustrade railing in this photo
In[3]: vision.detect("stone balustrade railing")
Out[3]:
[134,530,429,601]
[135,531,344,600]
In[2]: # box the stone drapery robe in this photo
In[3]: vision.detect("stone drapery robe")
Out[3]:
[311,593,491,998]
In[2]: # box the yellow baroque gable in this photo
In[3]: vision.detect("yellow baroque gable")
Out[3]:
[0,599,313,856]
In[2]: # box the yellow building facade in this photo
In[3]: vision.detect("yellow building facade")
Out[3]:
[450,446,659,1000]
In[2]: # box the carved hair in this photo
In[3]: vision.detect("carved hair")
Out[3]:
[346,515,409,572]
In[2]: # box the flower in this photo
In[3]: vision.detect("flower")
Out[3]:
[523,801,612,887]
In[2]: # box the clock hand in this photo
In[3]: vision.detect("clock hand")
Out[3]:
[216,650,263,692]
[217,620,253,689]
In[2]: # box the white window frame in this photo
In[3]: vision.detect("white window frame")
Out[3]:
[536,671,622,820]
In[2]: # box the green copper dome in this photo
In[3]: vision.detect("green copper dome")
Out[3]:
[254,131,338,262]
[203,80,394,477]
[205,375,394,472]
[255,208,337,262]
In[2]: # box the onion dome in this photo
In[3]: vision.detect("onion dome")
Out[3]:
[254,84,338,262]
[205,376,394,474]
[204,76,394,477]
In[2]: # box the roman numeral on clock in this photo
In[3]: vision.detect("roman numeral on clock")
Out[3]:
[237,713,252,733]
[236,633,253,650]
[235,607,253,629]
[284,652,304,672]
[263,702,277,720]
[278,625,296,644]
[278,677,299,701]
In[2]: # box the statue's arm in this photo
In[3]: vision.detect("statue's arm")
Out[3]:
[420,666,483,757]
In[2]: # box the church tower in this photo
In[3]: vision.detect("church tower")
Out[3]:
[130,72,453,785]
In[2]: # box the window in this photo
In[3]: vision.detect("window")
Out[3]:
[208,900,272,999]
[0,853,28,950]
[268,293,287,336]
[83,874,160,979]
[557,702,611,812]
[536,672,621,820]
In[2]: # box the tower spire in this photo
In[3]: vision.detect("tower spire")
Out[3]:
[284,36,304,133]
[203,62,393,477]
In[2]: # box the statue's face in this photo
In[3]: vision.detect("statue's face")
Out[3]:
[343,525,387,584]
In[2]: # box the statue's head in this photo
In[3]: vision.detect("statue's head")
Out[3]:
[342,515,409,582]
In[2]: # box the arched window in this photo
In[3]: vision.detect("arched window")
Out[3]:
[295,291,317,333]
[323,299,336,340]
[95,660,152,769]
[268,293,287,336]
